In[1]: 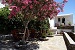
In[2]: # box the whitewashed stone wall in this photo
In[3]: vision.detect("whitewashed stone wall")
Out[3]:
[54,14,73,26]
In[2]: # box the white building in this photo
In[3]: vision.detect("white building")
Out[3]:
[54,14,73,26]
[49,14,74,33]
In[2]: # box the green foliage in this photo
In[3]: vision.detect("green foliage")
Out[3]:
[0,6,24,34]
[48,32,53,35]
[0,6,10,34]
[47,29,54,35]
[40,18,50,29]
[28,18,50,31]
[8,17,24,30]
[48,30,53,35]
[28,19,36,29]
[0,6,10,19]
[41,33,47,38]
[68,22,71,25]
[28,18,50,38]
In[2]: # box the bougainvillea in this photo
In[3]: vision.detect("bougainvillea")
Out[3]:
[2,0,68,20]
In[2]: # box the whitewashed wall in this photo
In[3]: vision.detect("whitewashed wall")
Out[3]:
[48,18,54,29]
[48,14,73,29]
[54,14,74,33]
[48,18,57,30]
[54,14,73,26]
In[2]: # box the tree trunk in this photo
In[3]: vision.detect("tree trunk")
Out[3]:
[22,21,30,41]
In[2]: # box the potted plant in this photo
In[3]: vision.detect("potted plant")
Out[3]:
[39,32,49,41]
[68,22,71,26]
[47,30,54,37]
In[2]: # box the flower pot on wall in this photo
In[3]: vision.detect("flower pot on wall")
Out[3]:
[68,22,71,26]
[47,30,54,37]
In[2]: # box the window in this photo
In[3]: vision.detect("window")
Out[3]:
[62,17,65,25]
[58,18,60,22]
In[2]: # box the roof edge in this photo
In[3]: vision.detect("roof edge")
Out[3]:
[57,13,73,16]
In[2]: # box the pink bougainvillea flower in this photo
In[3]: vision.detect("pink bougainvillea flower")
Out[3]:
[34,0,37,3]
[45,0,48,2]
[10,6,17,9]
[9,6,20,18]
[50,15,53,19]
[2,0,68,20]
[33,0,39,4]
[48,7,51,10]
[22,0,29,5]
[64,0,68,2]
[9,0,13,4]
[57,10,60,13]
[16,7,20,12]
[11,10,16,16]
[30,4,33,9]
[22,6,26,9]
[62,4,65,7]
[29,0,32,3]
[10,6,20,12]
[17,0,20,3]
[1,0,6,4]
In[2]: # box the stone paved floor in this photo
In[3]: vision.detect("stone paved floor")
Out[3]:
[38,35,67,50]
[0,35,67,50]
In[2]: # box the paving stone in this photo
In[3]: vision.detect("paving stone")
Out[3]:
[38,35,67,50]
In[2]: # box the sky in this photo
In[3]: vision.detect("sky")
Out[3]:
[0,0,75,23]
[55,0,75,24]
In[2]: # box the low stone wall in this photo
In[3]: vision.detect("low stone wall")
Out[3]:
[63,32,75,50]
[67,32,75,42]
